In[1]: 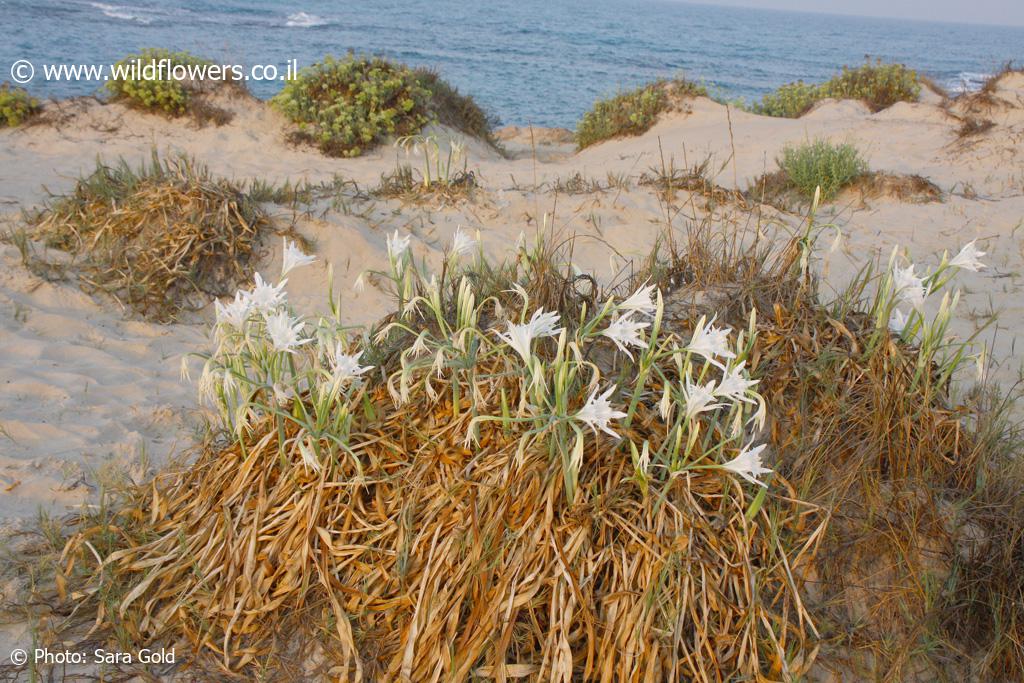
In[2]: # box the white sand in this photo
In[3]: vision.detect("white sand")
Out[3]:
[0,75,1022,536]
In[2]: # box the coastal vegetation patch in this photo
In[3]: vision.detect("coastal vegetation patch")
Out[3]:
[778,138,868,201]
[105,48,243,125]
[12,210,1019,680]
[575,78,707,149]
[751,59,922,118]
[272,54,495,157]
[0,83,40,127]
[31,152,276,321]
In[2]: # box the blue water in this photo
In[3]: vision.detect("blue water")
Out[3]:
[4,0,1023,127]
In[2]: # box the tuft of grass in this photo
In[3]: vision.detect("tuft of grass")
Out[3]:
[272,54,497,158]
[31,151,276,321]
[778,139,868,201]
[0,83,40,127]
[105,48,242,125]
[575,78,707,149]
[753,59,921,118]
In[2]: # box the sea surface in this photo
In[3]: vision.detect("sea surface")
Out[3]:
[4,0,1023,127]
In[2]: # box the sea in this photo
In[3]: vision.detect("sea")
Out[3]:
[4,0,1023,128]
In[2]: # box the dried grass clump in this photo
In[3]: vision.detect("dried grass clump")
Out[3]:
[847,172,943,203]
[953,62,1023,114]
[32,152,274,321]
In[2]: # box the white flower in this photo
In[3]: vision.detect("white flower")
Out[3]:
[659,382,673,421]
[720,442,772,487]
[949,240,986,272]
[331,345,373,383]
[272,382,295,405]
[601,314,649,358]
[215,291,252,328]
[687,318,736,365]
[281,238,316,277]
[575,386,628,438]
[682,377,725,421]
[618,282,658,317]
[715,362,759,403]
[353,272,366,292]
[297,437,322,474]
[451,226,477,257]
[245,272,287,312]
[495,308,563,362]
[264,310,308,354]
[892,264,927,310]
[889,307,909,334]
[387,230,411,260]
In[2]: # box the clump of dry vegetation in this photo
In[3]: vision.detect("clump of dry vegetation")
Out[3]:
[11,213,1023,681]
[373,133,478,203]
[31,152,276,321]
[952,62,1023,114]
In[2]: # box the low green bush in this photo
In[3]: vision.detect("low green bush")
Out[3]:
[0,83,40,126]
[272,55,434,158]
[106,48,219,116]
[779,139,868,201]
[575,79,707,149]
[754,60,921,118]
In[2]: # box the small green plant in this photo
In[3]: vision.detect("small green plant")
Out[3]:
[106,48,219,116]
[779,139,868,201]
[0,83,40,127]
[753,60,921,118]
[272,54,433,157]
[575,78,707,149]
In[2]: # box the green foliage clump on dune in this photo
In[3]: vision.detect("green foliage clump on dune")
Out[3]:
[575,78,708,149]
[0,83,40,127]
[753,60,922,118]
[779,138,868,200]
[106,48,219,116]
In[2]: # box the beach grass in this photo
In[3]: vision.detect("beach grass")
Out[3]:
[575,78,707,149]
[778,139,868,201]
[31,151,277,321]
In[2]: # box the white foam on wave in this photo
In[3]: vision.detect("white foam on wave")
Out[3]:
[89,2,154,24]
[285,11,329,28]
[946,71,993,94]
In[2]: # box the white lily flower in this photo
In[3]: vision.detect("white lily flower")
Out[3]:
[949,240,986,272]
[387,230,411,260]
[353,272,366,293]
[297,437,322,474]
[451,226,477,257]
[601,314,650,358]
[682,377,725,421]
[659,382,673,421]
[245,272,287,312]
[687,318,737,365]
[889,307,910,334]
[281,238,316,277]
[715,362,759,403]
[575,386,628,438]
[215,291,252,328]
[618,282,658,317]
[495,308,563,362]
[720,442,772,487]
[265,310,309,354]
[331,345,373,383]
[893,264,927,310]
[272,382,296,405]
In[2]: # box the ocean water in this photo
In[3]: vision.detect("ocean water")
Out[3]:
[3,0,1023,128]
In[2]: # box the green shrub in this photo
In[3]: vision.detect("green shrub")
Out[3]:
[754,60,921,118]
[106,48,218,116]
[414,68,497,145]
[0,83,40,127]
[272,55,435,158]
[576,79,707,149]
[779,139,868,200]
